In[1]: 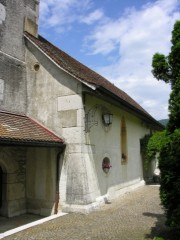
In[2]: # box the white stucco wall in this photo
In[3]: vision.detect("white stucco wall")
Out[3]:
[84,95,151,201]
[26,147,57,216]
[25,43,98,211]
[25,42,153,213]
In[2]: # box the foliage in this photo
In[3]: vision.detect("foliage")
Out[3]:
[153,237,164,240]
[140,131,169,169]
[140,134,151,154]
[152,21,180,88]
[151,20,180,230]
[152,54,170,83]
[146,131,168,161]
[159,129,180,229]
[168,77,180,132]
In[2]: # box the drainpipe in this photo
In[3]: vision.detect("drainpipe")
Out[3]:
[54,145,65,214]
[0,167,2,208]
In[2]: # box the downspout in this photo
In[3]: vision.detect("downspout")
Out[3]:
[0,167,2,208]
[54,145,65,214]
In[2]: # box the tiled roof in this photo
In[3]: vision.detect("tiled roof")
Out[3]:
[24,32,161,127]
[0,111,64,147]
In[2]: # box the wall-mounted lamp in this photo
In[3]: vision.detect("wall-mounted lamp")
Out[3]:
[102,113,113,126]
[85,105,113,132]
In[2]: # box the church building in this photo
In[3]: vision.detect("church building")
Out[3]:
[0,0,163,217]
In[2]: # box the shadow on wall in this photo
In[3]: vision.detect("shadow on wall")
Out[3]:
[0,146,59,218]
[143,212,180,240]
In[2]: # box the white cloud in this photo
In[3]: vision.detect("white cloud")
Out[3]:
[85,0,179,56]
[39,0,100,29]
[39,0,180,120]
[80,9,104,25]
[83,0,179,119]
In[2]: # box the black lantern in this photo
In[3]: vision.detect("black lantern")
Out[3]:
[102,113,113,126]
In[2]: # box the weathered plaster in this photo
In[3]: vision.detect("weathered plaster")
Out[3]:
[0,52,27,113]
[0,78,4,101]
[58,95,82,111]
[82,95,150,202]
[25,38,153,213]
[0,3,6,24]
[26,147,58,216]
[0,147,26,217]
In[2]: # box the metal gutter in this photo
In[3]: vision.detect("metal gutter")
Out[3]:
[84,87,164,130]
[0,138,65,148]
[99,86,164,128]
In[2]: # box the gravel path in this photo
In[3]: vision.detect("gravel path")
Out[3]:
[3,185,179,240]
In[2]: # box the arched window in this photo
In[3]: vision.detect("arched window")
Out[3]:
[121,117,128,164]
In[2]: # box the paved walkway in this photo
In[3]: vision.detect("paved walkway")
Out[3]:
[1,185,179,240]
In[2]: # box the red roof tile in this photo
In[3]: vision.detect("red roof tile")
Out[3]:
[0,111,64,146]
[24,32,162,127]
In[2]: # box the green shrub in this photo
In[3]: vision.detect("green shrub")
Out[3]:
[153,237,164,240]
[140,131,169,169]
[151,21,180,230]
[159,129,180,229]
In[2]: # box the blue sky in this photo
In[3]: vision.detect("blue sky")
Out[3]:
[39,0,180,120]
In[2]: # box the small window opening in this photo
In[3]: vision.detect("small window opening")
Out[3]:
[121,117,128,164]
[102,157,112,173]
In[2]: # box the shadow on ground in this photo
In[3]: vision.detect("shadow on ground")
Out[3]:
[0,214,44,234]
[143,212,180,240]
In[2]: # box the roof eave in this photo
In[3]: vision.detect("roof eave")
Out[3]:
[84,87,164,131]
[24,33,97,91]
[24,33,164,131]
[0,138,65,148]
[101,86,164,130]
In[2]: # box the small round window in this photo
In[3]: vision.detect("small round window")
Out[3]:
[102,157,112,173]
[33,63,40,71]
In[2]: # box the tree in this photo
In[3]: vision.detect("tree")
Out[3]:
[152,20,180,230]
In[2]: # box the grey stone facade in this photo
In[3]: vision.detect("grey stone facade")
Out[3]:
[0,0,160,217]
[0,0,58,218]
[0,146,26,217]
[0,0,39,113]
[0,52,26,113]
[0,0,38,60]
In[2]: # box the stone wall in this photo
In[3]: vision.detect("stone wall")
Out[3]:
[0,0,39,60]
[0,0,39,113]
[25,39,152,213]
[25,41,97,210]
[0,146,26,217]
[26,147,58,216]
[0,52,27,113]
[0,146,58,217]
